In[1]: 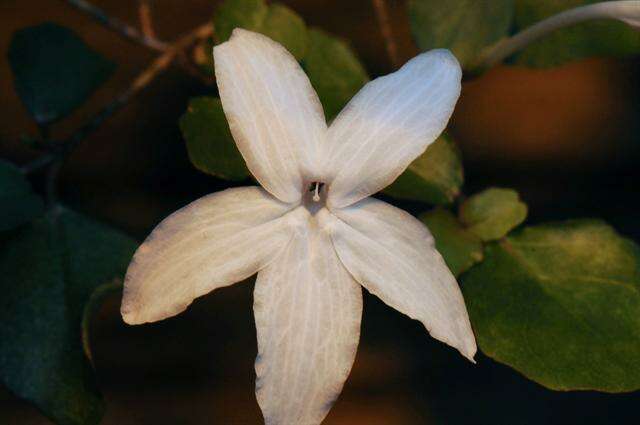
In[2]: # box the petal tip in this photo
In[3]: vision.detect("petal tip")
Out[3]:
[120,305,142,325]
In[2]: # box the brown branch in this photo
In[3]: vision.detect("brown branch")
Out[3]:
[138,0,157,39]
[22,18,214,181]
[64,0,168,51]
[63,22,214,153]
[371,0,400,68]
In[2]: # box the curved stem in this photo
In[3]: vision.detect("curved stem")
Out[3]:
[473,0,640,74]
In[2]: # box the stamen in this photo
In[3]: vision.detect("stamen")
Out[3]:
[313,182,320,202]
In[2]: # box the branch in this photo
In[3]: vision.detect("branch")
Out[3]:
[63,22,214,153]
[64,0,168,51]
[22,22,214,178]
[138,0,157,39]
[371,0,400,68]
[473,0,640,74]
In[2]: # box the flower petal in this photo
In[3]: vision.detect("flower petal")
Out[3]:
[254,215,362,425]
[323,49,462,208]
[214,29,328,203]
[121,187,304,325]
[320,198,476,360]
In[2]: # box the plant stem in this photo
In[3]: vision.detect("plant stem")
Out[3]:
[371,0,400,68]
[64,22,213,153]
[22,22,212,177]
[45,160,62,206]
[138,0,157,39]
[473,0,640,74]
[64,0,168,51]
[20,154,58,175]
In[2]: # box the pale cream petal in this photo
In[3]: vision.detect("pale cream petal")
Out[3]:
[121,187,305,325]
[320,198,476,360]
[254,214,362,425]
[214,29,328,203]
[323,49,462,208]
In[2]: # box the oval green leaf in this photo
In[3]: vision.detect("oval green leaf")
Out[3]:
[459,187,527,241]
[462,220,640,392]
[214,0,309,60]
[179,96,249,180]
[8,23,115,125]
[303,28,369,120]
[384,134,463,205]
[408,0,514,69]
[420,208,483,277]
[0,208,137,425]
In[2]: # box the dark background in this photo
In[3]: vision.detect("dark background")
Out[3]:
[1,0,639,423]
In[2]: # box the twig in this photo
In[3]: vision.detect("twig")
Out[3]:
[21,154,58,175]
[64,0,168,51]
[45,160,62,206]
[64,22,214,153]
[472,0,640,74]
[22,17,214,179]
[371,0,400,68]
[138,0,157,39]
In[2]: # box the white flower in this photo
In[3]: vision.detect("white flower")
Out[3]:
[121,28,476,425]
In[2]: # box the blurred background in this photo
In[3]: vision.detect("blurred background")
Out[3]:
[1,0,639,423]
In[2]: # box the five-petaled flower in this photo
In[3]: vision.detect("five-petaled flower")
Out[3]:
[121,28,476,425]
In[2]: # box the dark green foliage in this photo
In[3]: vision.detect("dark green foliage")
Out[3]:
[8,23,115,124]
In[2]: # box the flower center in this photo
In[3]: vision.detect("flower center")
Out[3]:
[311,182,324,202]
[303,181,326,214]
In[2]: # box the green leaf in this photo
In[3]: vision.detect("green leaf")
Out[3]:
[420,208,483,277]
[462,220,640,392]
[304,28,369,120]
[0,207,137,425]
[0,160,44,232]
[214,0,268,42]
[179,96,249,180]
[8,23,115,125]
[513,0,640,67]
[459,188,527,241]
[260,3,309,60]
[384,134,463,205]
[408,0,514,69]
[214,0,309,60]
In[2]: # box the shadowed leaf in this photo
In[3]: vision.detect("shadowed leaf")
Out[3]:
[214,0,308,60]
[0,160,44,232]
[408,0,514,69]
[421,208,483,276]
[179,96,249,180]
[384,134,463,205]
[304,28,369,120]
[0,208,136,425]
[8,23,115,125]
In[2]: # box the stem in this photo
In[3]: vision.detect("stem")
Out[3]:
[21,154,58,175]
[64,0,168,51]
[63,22,214,153]
[45,160,62,206]
[371,0,400,68]
[138,0,157,39]
[473,0,640,73]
